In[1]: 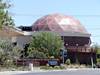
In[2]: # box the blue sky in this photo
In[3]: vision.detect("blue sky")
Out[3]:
[10,0,100,45]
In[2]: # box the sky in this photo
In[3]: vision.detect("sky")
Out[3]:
[9,0,100,45]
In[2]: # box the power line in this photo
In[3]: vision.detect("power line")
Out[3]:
[10,13,100,17]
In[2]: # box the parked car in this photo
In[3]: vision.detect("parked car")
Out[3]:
[48,59,59,67]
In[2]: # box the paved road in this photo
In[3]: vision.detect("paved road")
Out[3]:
[14,69,100,75]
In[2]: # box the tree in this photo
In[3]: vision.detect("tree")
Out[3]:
[28,32,63,58]
[0,38,21,66]
[0,0,14,28]
[91,44,100,64]
[91,44,100,54]
[12,46,22,60]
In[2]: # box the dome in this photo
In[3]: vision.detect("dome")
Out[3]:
[32,13,88,33]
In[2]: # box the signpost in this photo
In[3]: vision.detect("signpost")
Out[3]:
[60,48,67,64]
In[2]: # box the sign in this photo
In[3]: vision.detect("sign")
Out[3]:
[60,49,67,57]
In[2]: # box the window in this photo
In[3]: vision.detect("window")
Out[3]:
[12,42,17,46]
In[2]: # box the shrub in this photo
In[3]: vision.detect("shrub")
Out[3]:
[60,66,65,69]
[65,59,71,65]
[3,59,14,68]
[54,66,60,69]
[40,66,65,70]
[97,58,100,68]
[97,58,100,63]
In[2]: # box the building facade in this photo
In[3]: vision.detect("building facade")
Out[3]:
[0,14,96,64]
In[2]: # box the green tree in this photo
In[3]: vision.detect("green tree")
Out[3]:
[0,0,14,28]
[0,38,21,66]
[28,32,63,58]
[91,44,100,63]
[91,44,100,54]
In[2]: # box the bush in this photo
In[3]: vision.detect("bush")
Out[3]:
[3,59,14,68]
[40,66,65,70]
[65,59,71,65]
[97,58,100,63]
[54,66,60,69]
[60,66,65,69]
[96,58,100,68]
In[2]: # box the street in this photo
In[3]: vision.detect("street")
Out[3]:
[13,69,100,75]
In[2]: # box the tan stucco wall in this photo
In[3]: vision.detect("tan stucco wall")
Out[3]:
[14,36,32,49]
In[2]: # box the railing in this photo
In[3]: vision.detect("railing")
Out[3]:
[15,59,60,66]
[66,46,96,53]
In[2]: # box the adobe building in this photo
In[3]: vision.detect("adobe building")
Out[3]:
[0,13,96,64]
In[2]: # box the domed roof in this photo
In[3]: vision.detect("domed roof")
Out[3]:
[32,13,88,33]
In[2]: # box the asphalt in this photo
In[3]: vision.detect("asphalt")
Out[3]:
[0,68,100,75]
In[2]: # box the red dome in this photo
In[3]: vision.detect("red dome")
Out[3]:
[32,14,88,33]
